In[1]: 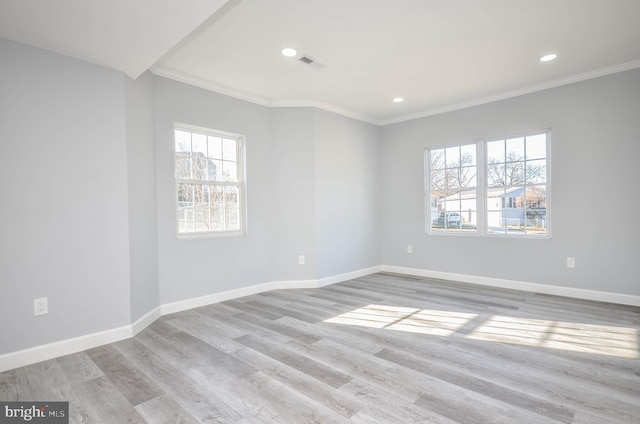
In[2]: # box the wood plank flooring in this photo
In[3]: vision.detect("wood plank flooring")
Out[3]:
[1,272,639,423]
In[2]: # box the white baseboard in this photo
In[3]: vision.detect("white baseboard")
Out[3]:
[0,265,381,373]
[4,264,636,372]
[160,281,276,316]
[382,265,640,307]
[132,307,162,336]
[0,325,132,374]
[317,266,383,287]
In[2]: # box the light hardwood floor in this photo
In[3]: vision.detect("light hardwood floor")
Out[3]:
[1,273,640,423]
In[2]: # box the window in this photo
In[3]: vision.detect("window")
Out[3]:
[486,133,548,235]
[428,143,478,233]
[175,124,245,236]
[426,130,549,237]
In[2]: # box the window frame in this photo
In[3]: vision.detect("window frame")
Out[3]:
[174,123,246,238]
[425,129,551,238]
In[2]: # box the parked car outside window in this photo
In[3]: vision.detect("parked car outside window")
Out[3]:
[435,212,461,226]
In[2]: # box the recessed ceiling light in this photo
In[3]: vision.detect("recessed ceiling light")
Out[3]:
[393,97,404,103]
[281,47,297,57]
[540,53,558,62]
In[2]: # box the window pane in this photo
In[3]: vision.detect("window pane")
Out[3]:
[223,162,238,182]
[175,153,192,179]
[205,159,217,180]
[487,140,504,163]
[458,188,477,230]
[208,136,222,159]
[505,161,526,186]
[206,185,241,232]
[526,133,546,160]
[525,185,547,209]
[193,155,208,180]
[526,159,546,183]
[487,163,505,187]
[487,211,505,234]
[431,149,445,170]
[194,204,210,232]
[463,210,478,231]
[525,185,548,235]
[192,133,207,156]
[460,144,476,166]
[212,159,222,180]
[525,218,547,235]
[506,219,525,234]
[431,190,448,217]
[486,188,505,211]
[446,146,460,168]
[446,168,459,189]
[175,130,191,152]
[224,186,240,230]
[444,192,460,212]
[432,211,462,231]
[459,166,477,188]
[506,137,524,161]
[177,183,194,203]
[431,169,446,190]
[223,138,237,161]
[178,208,195,233]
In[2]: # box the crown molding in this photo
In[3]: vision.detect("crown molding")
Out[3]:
[270,99,379,125]
[151,60,640,128]
[150,65,272,107]
[150,65,380,125]
[380,59,640,126]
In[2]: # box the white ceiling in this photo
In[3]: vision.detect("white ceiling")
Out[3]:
[2,0,640,125]
[0,0,230,79]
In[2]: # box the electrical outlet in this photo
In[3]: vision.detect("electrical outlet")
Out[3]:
[407,245,413,254]
[566,257,575,269]
[298,255,305,265]
[34,297,48,316]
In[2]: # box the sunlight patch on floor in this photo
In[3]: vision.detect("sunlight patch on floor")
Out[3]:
[324,304,639,358]
[324,304,477,336]
[466,315,639,358]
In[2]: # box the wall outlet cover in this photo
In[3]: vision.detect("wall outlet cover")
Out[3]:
[34,297,48,316]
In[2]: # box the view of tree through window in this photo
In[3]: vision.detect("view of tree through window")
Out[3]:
[175,126,244,235]
[427,131,549,236]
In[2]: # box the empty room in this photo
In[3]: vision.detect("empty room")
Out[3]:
[1,1,639,423]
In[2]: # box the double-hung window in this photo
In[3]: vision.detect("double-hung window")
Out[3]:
[175,124,245,236]
[426,130,549,237]
[428,143,478,233]
[486,133,548,235]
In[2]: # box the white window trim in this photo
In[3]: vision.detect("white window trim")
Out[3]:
[174,123,247,238]
[425,129,551,238]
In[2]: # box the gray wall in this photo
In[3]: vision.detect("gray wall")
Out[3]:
[125,71,159,321]
[154,77,276,304]
[380,69,640,296]
[0,38,383,357]
[314,109,381,278]
[154,80,383,301]
[0,39,132,354]
[270,108,317,281]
